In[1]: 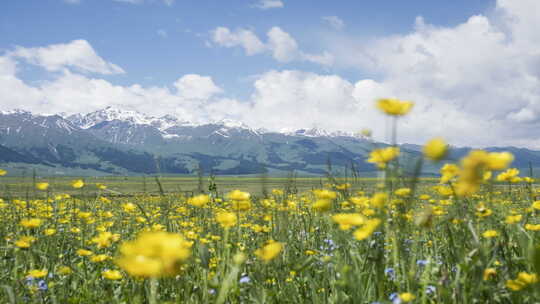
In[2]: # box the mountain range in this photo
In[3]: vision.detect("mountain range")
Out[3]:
[1,107,540,177]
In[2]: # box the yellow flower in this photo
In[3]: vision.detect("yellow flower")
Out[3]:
[496,168,520,182]
[15,236,36,248]
[312,199,332,212]
[532,201,540,210]
[215,212,237,228]
[44,228,56,236]
[77,249,93,256]
[231,200,252,211]
[188,194,210,207]
[92,232,116,248]
[122,203,136,212]
[20,218,42,229]
[483,268,497,281]
[394,188,411,197]
[26,269,48,279]
[35,182,49,191]
[399,292,416,302]
[102,269,122,280]
[0,169,7,176]
[254,240,283,262]
[335,183,351,190]
[371,193,388,208]
[439,163,460,184]
[90,254,109,263]
[486,152,514,171]
[116,231,191,277]
[376,98,414,116]
[525,224,540,231]
[482,230,499,238]
[96,183,107,190]
[57,266,72,275]
[423,138,448,161]
[227,189,250,201]
[506,272,538,291]
[331,213,366,230]
[367,147,400,169]
[71,179,85,189]
[313,189,337,200]
[353,218,381,240]
[505,215,522,224]
[455,150,513,196]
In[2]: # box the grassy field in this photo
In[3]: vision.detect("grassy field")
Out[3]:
[1,101,539,303]
[0,175,434,198]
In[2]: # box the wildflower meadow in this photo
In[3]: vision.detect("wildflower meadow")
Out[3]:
[1,98,539,303]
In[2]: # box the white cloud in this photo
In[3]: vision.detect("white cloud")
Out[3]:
[322,16,345,30]
[3,0,540,148]
[252,0,283,10]
[211,27,266,56]
[267,27,298,62]
[320,0,540,147]
[211,26,333,66]
[173,74,223,100]
[8,39,124,75]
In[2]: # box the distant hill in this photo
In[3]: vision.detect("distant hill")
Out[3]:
[0,107,538,177]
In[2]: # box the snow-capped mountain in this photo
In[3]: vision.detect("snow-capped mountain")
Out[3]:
[5,106,535,177]
[65,106,358,144]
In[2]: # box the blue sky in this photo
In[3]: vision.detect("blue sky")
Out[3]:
[1,0,539,148]
[1,0,493,95]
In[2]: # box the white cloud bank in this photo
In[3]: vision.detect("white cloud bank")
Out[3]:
[2,0,540,148]
[211,26,334,66]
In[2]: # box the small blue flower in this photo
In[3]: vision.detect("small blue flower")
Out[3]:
[37,280,48,291]
[416,259,428,266]
[384,267,396,280]
[426,285,436,295]
[389,292,401,303]
[239,276,250,284]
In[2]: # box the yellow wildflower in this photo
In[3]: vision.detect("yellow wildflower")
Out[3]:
[188,194,210,207]
[71,179,85,188]
[399,293,416,302]
[215,212,237,228]
[423,138,448,161]
[354,218,381,240]
[483,268,497,281]
[102,269,122,280]
[505,215,522,224]
[525,224,540,231]
[312,199,332,212]
[26,269,48,279]
[20,218,42,229]
[36,182,49,191]
[77,249,93,256]
[371,193,388,208]
[331,213,366,230]
[367,147,400,169]
[254,240,283,262]
[376,98,414,116]
[395,188,411,197]
[15,236,36,248]
[482,230,499,238]
[313,189,337,200]
[116,231,191,277]
[506,272,538,291]
[227,189,250,201]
